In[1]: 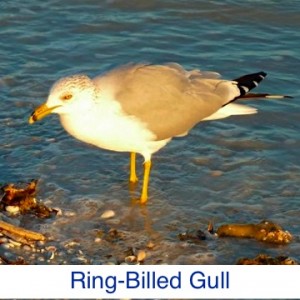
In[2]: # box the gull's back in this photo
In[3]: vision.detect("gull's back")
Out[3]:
[93,63,237,141]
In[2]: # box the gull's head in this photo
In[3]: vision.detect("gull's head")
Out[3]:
[29,74,96,124]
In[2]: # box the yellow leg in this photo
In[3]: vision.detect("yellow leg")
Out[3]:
[129,152,138,183]
[140,160,152,204]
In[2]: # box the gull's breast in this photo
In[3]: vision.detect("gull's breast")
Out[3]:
[58,98,170,160]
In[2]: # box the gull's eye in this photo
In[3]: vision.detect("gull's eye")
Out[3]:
[61,94,73,101]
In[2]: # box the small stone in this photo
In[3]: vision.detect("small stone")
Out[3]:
[53,207,63,216]
[37,256,45,262]
[178,229,206,242]
[94,237,102,243]
[124,247,135,256]
[5,205,20,214]
[1,243,11,250]
[101,210,115,219]
[147,241,155,249]
[64,241,80,248]
[210,170,223,177]
[64,210,76,217]
[8,239,22,247]
[0,237,8,244]
[2,251,16,261]
[45,251,55,261]
[137,250,146,262]
[46,246,57,252]
[71,256,88,264]
[37,240,46,247]
[125,255,136,263]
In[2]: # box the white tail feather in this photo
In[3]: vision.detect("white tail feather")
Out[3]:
[203,103,257,121]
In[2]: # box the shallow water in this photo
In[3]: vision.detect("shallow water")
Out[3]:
[1,0,300,265]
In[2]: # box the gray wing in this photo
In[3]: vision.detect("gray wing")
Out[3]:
[93,63,238,141]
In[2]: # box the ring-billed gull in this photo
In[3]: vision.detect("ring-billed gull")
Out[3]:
[29,63,290,203]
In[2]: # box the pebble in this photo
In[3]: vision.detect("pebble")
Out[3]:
[2,251,17,261]
[1,243,11,249]
[45,251,55,261]
[64,241,80,248]
[0,237,9,244]
[125,255,136,263]
[94,237,102,243]
[5,205,20,214]
[210,170,223,177]
[37,256,45,262]
[64,210,76,217]
[67,248,76,255]
[53,207,63,216]
[37,240,46,247]
[71,257,88,264]
[45,245,57,260]
[147,241,155,249]
[101,210,115,219]
[137,250,146,262]
[8,239,22,248]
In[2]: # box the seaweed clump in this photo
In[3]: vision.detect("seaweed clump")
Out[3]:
[0,180,57,218]
[217,220,292,244]
[237,254,297,265]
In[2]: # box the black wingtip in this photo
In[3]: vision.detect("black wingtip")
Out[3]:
[233,71,267,96]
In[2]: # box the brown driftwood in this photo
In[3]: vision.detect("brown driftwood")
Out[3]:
[0,220,45,241]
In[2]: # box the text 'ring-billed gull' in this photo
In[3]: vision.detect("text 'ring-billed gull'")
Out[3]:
[29,63,291,204]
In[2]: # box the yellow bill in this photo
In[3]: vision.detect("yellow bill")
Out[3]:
[29,103,60,124]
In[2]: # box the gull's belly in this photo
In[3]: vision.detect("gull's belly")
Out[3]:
[59,111,169,159]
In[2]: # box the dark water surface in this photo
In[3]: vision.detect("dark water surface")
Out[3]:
[1,0,299,264]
